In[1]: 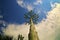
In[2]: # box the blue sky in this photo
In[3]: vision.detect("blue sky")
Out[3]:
[0,0,60,40]
[0,0,60,24]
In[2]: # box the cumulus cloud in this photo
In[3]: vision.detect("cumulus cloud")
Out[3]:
[3,3,60,40]
[36,3,60,40]
[3,24,29,40]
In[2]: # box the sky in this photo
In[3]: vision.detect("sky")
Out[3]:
[3,4,60,40]
[0,0,60,40]
[0,0,60,24]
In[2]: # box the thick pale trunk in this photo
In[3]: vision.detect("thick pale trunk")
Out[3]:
[28,18,39,40]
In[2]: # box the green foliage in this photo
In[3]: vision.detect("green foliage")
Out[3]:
[24,10,39,24]
[3,35,13,40]
[18,34,24,40]
[0,34,3,40]
[0,34,13,40]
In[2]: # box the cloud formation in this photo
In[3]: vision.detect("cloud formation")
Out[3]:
[17,0,42,11]
[3,24,29,40]
[3,3,60,40]
[37,3,60,40]
[26,4,34,11]
[17,0,34,11]
[17,0,24,7]
[17,0,60,12]
[33,0,42,5]
[50,2,58,9]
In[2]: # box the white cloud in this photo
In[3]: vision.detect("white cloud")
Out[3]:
[3,3,60,40]
[33,0,42,5]
[3,24,29,40]
[37,3,60,40]
[50,2,57,9]
[17,0,42,11]
[17,0,34,11]
[26,4,34,11]
[17,0,24,7]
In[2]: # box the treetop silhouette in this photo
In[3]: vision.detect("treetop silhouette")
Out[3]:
[24,10,39,24]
